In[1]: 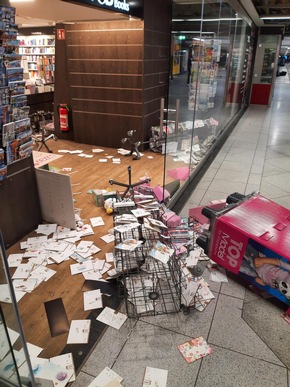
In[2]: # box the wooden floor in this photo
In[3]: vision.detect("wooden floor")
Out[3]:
[5,138,171,360]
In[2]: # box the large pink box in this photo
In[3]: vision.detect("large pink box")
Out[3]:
[204,194,290,309]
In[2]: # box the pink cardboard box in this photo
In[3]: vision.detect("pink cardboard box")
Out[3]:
[153,185,170,203]
[204,194,290,312]
[162,211,182,228]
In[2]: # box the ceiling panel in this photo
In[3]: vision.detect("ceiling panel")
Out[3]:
[12,0,128,27]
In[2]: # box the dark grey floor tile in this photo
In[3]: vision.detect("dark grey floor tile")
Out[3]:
[220,275,246,300]
[71,371,95,386]
[243,296,290,368]
[81,317,137,377]
[139,293,217,339]
[208,294,283,365]
[196,345,288,387]
[112,320,201,387]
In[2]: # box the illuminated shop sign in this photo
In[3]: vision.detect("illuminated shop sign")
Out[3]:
[62,0,143,18]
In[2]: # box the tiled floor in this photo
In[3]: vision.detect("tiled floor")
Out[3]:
[72,80,290,386]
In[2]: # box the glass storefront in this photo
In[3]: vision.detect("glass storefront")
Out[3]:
[163,0,256,205]
[0,233,35,386]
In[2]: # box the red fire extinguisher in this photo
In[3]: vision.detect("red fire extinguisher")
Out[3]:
[58,103,70,132]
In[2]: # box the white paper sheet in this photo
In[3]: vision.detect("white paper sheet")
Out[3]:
[96,307,127,330]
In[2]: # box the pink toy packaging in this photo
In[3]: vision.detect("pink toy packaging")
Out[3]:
[197,193,290,312]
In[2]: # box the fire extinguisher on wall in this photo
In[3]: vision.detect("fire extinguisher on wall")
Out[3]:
[58,103,70,132]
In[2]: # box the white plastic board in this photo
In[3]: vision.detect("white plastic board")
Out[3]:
[35,169,76,229]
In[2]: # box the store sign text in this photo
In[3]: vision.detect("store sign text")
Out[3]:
[97,0,130,12]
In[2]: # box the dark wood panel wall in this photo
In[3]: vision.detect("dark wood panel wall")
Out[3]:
[54,1,172,148]
[0,157,42,248]
[142,0,172,136]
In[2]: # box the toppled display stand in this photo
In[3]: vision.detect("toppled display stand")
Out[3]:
[109,165,150,199]
[123,257,182,317]
[196,192,290,316]
[113,215,183,318]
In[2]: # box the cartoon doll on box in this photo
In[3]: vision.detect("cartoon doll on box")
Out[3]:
[240,244,290,299]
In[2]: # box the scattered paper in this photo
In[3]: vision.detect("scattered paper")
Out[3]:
[78,224,94,237]
[178,336,213,363]
[185,250,201,267]
[92,148,104,153]
[0,284,26,303]
[90,216,105,227]
[26,343,43,358]
[143,367,168,387]
[83,289,103,311]
[33,360,74,387]
[87,244,101,256]
[96,307,127,330]
[114,223,140,233]
[88,367,123,387]
[82,270,103,281]
[131,208,151,218]
[208,266,228,282]
[105,252,114,263]
[70,260,94,275]
[43,241,68,252]
[93,259,105,271]
[115,239,143,251]
[13,278,38,293]
[30,266,56,282]
[67,320,91,344]
[27,236,48,244]
[0,350,26,379]
[70,150,83,154]
[149,241,175,265]
[12,262,34,280]
[7,253,23,267]
[100,262,112,275]
[76,240,94,253]
[36,224,57,236]
[50,353,76,382]
[0,327,20,360]
[100,234,115,244]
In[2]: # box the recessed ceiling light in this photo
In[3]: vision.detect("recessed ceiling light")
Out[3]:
[260,16,290,20]
[10,0,35,3]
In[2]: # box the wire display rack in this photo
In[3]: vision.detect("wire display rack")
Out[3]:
[122,255,182,318]
[111,190,199,318]
[113,217,184,318]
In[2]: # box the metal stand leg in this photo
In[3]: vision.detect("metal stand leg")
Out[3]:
[109,166,150,199]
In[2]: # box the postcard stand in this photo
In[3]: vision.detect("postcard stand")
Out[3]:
[113,207,183,318]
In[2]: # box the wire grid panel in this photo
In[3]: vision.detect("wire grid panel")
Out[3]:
[122,256,182,318]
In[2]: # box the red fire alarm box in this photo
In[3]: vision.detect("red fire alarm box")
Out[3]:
[197,193,290,311]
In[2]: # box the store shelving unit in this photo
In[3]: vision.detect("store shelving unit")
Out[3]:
[18,35,55,83]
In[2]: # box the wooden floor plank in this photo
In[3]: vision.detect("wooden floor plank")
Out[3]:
[5,138,169,359]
